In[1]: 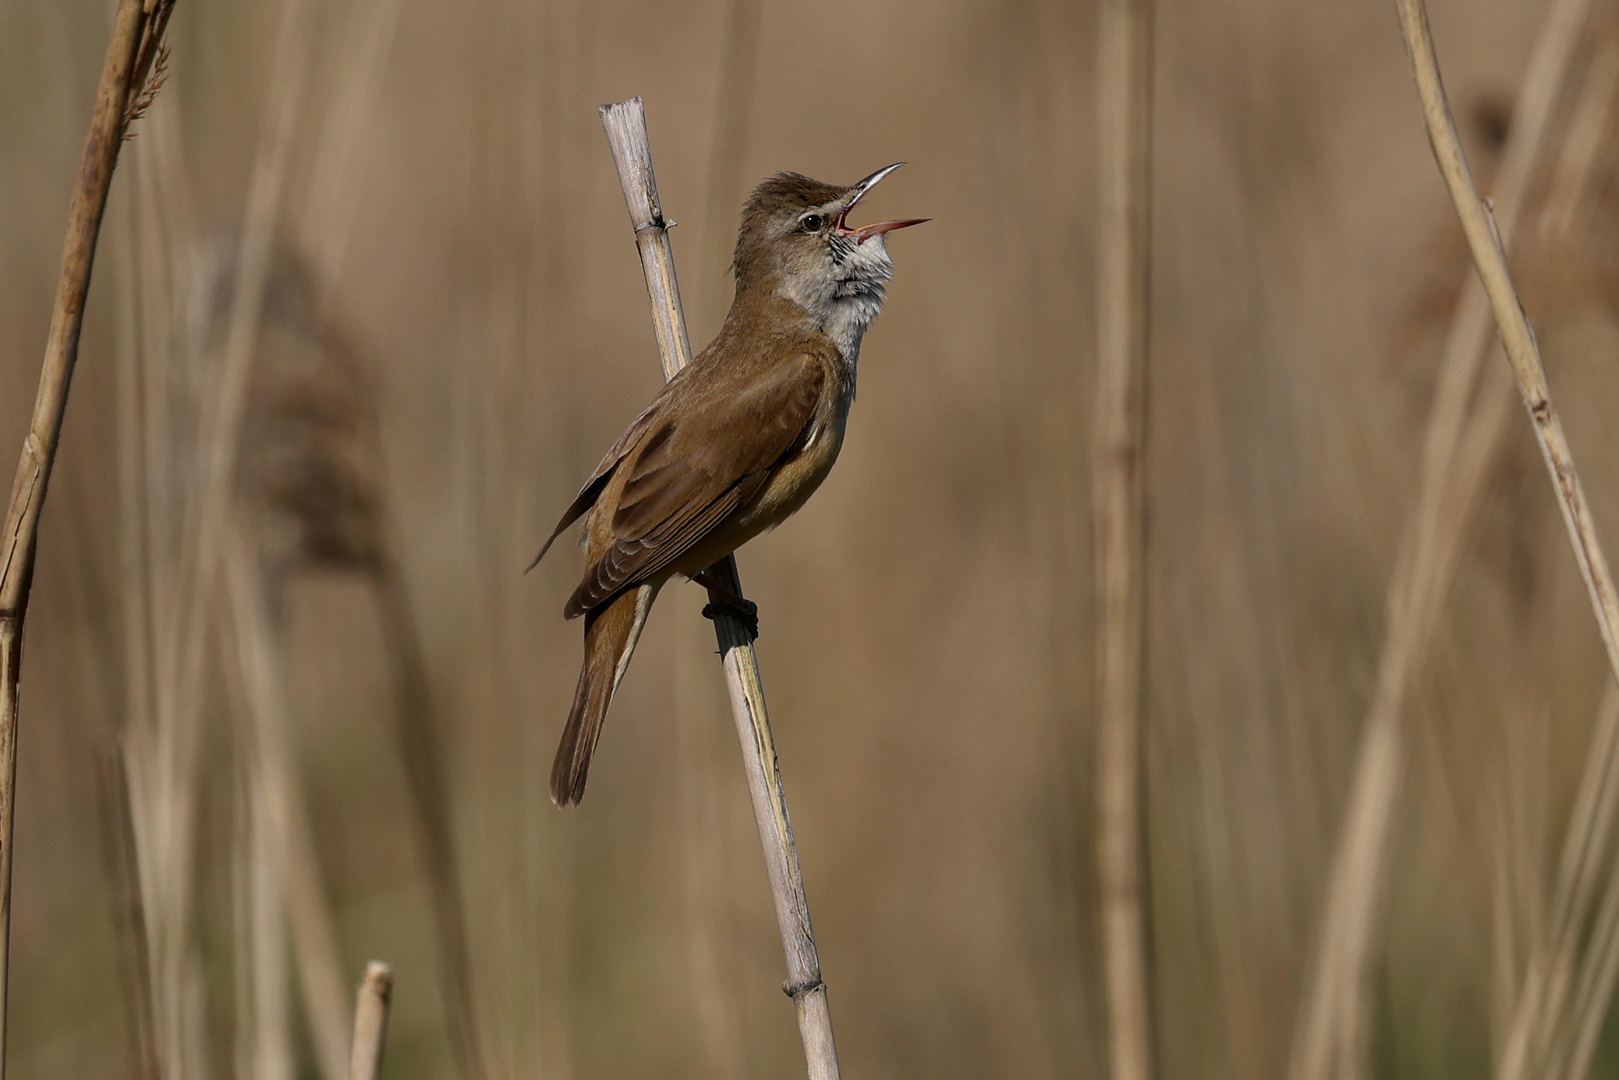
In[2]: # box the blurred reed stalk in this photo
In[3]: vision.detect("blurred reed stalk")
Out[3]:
[598,96,842,1080]
[1396,0,1619,1070]
[1289,1,1592,1076]
[222,530,350,1080]
[1495,49,1619,1080]
[94,747,160,1080]
[119,87,209,1080]
[349,961,393,1080]
[368,554,485,1080]
[1093,0,1156,1077]
[0,1,169,1073]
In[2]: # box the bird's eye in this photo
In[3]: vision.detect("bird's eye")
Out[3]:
[800,214,825,233]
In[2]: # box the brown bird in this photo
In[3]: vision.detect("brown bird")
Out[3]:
[529,164,926,806]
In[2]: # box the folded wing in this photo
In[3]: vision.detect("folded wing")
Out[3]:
[564,352,824,617]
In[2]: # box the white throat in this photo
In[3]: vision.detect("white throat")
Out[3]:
[777,234,894,372]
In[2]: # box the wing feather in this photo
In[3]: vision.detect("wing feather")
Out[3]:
[564,353,824,616]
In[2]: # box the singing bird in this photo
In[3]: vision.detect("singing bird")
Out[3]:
[528,164,926,806]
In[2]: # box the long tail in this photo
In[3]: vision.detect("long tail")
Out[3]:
[550,583,657,806]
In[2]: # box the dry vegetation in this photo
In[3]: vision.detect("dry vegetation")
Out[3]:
[11,0,1619,1078]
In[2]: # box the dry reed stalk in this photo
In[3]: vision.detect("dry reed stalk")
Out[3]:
[1540,40,1619,240]
[1396,9,1619,1078]
[93,747,160,1080]
[349,961,393,1080]
[0,0,163,1071]
[1094,0,1156,1076]
[1511,687,1619,1080]
[368,557,485,1080]
[121,93,212,1080]
[1289,2,1593,1075]
[223,530,352,1080]
[301,0,404,279]
[598,96,841,1080]
[1498,63,1619,1080]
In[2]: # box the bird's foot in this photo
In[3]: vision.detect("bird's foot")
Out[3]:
[692,569,760,639]
[701,596,759,640]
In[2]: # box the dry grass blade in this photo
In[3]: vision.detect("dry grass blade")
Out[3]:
[1094,0,1156,1076]
[349,962,393,1080]
[0,0,160,1072]
[1289,2,1593,1076]
[1396,5,1619,1074]
[598,96,842,1080]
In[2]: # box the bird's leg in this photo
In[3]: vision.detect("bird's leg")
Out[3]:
[691,569,760,639]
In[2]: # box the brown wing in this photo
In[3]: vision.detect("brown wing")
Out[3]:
[564,352,824,617]
[525,386,670,573]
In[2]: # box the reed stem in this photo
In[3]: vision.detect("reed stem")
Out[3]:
[1395,5,1619,1074]
[0,1,160,1071]
[597,96,842,1080]
[1094,0,1156,1075]
[348,962,393,1080]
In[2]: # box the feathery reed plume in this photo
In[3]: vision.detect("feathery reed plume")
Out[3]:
[93,747,159,1080]
[349,962,393,1080]
[1094,0,1156,1077]
[1396,9,1619,1079]
[597,96,842,1080]
[217,237,483,1078]
[1289,2,1593,1075]
[0,0,167,1071]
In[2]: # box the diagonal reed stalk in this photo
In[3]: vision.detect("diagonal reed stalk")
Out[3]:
[1094,0,1156,1076]
[1395,3,1619,1073]
[348,961,393,1080]
[597,96,842,1080]
[1289,1,1592,1075]
[0,1,166,1073]
[1497,55,1619,1080]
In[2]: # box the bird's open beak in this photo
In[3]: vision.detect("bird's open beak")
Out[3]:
[836,162,930,244]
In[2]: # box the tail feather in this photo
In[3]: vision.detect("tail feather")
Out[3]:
[550,584,656,806]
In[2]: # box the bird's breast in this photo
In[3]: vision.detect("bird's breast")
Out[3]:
[740,377,852,533]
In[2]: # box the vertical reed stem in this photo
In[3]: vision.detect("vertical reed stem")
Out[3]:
[597,96,841,1080]
[0,1,154,1071]
[1095,0,1156,1076]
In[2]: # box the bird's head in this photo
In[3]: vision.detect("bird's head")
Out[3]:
[732,165,926,347]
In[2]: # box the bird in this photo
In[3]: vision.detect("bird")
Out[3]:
[528,163,926,806]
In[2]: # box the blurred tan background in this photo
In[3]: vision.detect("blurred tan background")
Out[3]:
[6,0,1619,1077]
